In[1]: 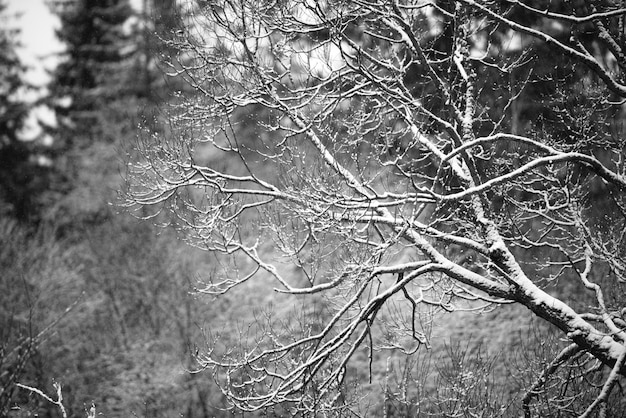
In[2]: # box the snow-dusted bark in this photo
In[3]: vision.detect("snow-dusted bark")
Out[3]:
[124,0,626,414]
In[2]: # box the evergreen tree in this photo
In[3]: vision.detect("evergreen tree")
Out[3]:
[47,0,185,157]
[48,0,135,149]
[0,0,51,223]
[44,0,142,227]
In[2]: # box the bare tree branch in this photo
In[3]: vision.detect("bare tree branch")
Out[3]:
[123,0,626,413]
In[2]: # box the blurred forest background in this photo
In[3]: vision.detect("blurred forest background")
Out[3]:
[0,0,232,415]
[1,0,622,417]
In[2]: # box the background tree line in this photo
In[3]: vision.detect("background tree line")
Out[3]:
[1,0,225,416]
[1,0,626,417]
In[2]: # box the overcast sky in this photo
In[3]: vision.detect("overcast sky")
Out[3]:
[3,0,60,139]
[7,0,62,87]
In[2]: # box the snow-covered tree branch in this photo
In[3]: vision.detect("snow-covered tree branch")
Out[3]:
[123,0,626,414]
